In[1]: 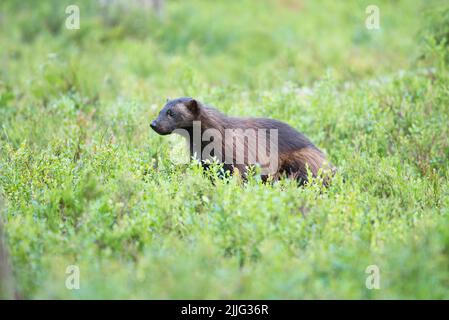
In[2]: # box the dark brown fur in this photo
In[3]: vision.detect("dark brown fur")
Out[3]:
[151,97,334,185]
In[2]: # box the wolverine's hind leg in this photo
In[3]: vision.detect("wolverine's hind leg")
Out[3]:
[280,147,334,186]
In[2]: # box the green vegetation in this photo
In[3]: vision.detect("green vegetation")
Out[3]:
[0,0,448,299]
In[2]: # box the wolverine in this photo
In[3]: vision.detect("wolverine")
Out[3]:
[150,97,334,185]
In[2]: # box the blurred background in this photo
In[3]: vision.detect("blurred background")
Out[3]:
[1,0,447,99]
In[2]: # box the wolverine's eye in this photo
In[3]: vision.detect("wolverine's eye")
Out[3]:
[166,109,174,117]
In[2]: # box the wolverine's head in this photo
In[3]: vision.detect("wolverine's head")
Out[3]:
[150,97,200,135]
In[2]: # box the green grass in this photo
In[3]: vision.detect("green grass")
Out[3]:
[1,0,449,299]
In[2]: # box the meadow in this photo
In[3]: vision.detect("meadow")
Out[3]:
[1,0,449,299]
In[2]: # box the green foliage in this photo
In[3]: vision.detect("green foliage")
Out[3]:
[0,0,449,299]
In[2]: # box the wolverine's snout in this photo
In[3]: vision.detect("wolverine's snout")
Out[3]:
[150,119,171,135]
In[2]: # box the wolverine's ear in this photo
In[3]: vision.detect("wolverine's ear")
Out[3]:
[185,99,199,114]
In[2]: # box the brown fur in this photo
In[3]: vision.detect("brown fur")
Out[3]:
[151,97,334,185]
